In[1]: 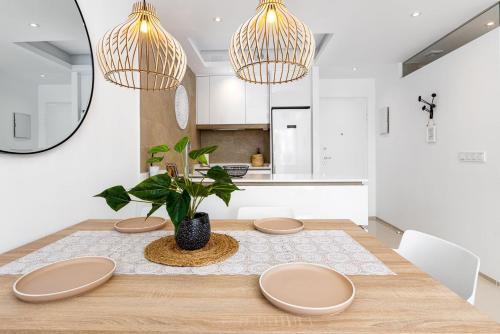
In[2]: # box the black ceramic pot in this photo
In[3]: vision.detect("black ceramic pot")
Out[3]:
[175,213,211,251]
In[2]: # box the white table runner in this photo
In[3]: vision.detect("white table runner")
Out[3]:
[0,230,394,276]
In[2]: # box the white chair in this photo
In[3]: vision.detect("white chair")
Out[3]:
[395,230,480,304]
[237,206,294,220]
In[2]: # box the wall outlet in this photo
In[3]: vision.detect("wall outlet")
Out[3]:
[458,152,487,163]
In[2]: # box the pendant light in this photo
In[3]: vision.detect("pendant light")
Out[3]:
[97,1,187,90]
[229,0,315,85]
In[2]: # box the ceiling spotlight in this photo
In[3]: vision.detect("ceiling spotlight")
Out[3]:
[411,11,421,17]
[486,21,495,27]
[352,67,358,72]
[29,23,40,28]
[213,17,223,23]
[40,74,46,78]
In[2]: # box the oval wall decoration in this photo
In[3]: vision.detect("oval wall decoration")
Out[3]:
[175,85,189,130]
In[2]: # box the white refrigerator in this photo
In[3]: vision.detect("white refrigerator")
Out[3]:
[272,107,312,174]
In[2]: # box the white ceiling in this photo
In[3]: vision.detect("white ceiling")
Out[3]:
[0,0,91,85]
[142,0,498,78]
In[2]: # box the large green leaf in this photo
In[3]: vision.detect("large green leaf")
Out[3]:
[129,174,172,201]
[146,156,163,165]
[166,190,191,229]
[94,186,131,211]
[174,136,190,153]
[147,202,164,218]
[148,144,170,154]
[189,146,218,164]
[210,182,240,206]
[206,166,232,183]
[176,179,210,200]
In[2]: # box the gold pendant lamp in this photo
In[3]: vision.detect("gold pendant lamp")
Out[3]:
[97,1,187,90]
[229,0,315,85]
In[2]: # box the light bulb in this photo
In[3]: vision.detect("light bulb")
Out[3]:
[140,20,149,33]
[267,9,277,24]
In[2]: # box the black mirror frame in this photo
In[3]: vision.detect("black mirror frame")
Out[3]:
[0,0,95,155]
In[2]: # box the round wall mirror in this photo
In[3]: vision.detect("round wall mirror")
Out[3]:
[0,0,93,154]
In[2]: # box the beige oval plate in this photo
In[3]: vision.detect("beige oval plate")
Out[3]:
[259,263,355,316]
[13,256,116,303]
[253,218,304,235]
[114,217,166,233]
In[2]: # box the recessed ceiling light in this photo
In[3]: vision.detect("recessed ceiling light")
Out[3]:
[411,11,421,17]
[486,21,495,27]
[29,23,40,28]
[40,74,46,78]
[213,17,223,23]
[352,67,358,72]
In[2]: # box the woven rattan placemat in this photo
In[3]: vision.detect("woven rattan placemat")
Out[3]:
[144,233,239,267]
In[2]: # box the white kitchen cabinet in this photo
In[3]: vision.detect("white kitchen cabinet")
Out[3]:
[245,83,269,124]
[209,76,246,124]
[271,74,312,107]
[196,76,210,124]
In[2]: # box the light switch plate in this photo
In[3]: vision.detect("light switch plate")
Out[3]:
[458,152,487,163]
[427,125,437,143]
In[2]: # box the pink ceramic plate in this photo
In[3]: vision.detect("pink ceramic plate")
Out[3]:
[253,218,304,235]
[114,217,166,233]
[259,262,355,316]
[13,256,116,303]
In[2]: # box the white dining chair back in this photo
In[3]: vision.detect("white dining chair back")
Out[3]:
[396,230,480,304]
[237,207,294,220]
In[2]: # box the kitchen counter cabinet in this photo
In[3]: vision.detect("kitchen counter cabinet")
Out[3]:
[197,177,369,225]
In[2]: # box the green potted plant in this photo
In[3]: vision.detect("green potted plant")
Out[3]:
[96,137,240,251]
[147,144,169,176]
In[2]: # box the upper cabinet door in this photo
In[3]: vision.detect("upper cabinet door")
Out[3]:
[245,83,269,124]
[270,74,312,107]
[196,76,210,125]
[210,76,246,124]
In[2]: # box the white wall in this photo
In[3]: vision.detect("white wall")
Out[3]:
[0,0,141,254]
[0,75,38,151]
[377,28,500,280]
[318,79,377,216]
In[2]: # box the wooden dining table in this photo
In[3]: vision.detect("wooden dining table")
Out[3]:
[0,219,498,333]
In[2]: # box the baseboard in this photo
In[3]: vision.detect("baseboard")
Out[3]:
[371,216,403,234]
[480,273,500,286]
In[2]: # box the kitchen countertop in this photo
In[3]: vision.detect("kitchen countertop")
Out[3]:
[140,172,367,185]
[192,173,368,185]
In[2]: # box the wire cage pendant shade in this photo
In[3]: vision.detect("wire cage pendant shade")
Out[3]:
[229,0,315,85]
[97,1,187,90]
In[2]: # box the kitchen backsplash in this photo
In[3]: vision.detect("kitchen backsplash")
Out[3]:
[200,130,270,163]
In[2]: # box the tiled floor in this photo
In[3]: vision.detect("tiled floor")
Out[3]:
[367,219,500,324]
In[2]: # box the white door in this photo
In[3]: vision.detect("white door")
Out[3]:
[45,102,73,147]
[272,108,312,174]
[319,98,368,178]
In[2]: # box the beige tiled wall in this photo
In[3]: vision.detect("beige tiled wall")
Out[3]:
[200,130,270,163]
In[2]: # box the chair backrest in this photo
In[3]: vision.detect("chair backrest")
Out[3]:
[396,230,480,304]
[237,207,294,220]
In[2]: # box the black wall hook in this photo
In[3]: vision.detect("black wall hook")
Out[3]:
[418,93,437,120]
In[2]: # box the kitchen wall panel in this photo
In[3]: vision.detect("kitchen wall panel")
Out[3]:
[141,67,199,172]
